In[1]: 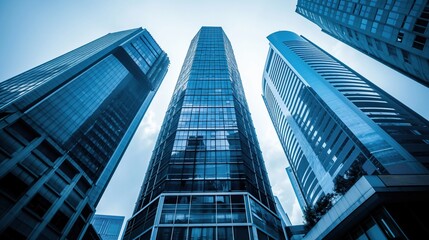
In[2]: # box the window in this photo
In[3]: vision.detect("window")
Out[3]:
[348,15,356,26]
[189,227,215,240]
[375,9,383,21]
[401,50,410,63]
[0,173,29,200]
[36,141,61,163]
[9,119,40,142]
[387,12,400,26]
[234,227,250,240]
[347,28,353,38]
[59,160,78,180]
[217,227,233,240]
[386,44,397,57]
[46,174,67,194]
[265,49,274,72]
[26,193,52,218]
[371,22,379,33]
[374,39,382,50]
[366,36,373,47]
[412,35,426,50]
[396,32,404,42]
[0,130,23,157]
[413,18,428,34]
[157,228,173,240]
[382,26,393,39]
[49,210,68,233]
[360,19,368,30]
[76,177,90,194]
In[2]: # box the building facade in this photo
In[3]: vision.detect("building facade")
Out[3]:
[262,31,429,207]
[0,28,169,239]
[296,0,429,87]
[285,166,307,212]
[92,214,125,240]
[300,174,429,239]
[123,27,285,240]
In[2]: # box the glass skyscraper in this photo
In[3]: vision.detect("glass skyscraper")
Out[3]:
[296,0,429,87]
[123,27,284,240]
[285,167,306,212]
[0,28,169,239]
[92,214,125,240]
[262,31,429,207]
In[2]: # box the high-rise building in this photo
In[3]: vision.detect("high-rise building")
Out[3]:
[285,167,307,212]
[92,214,125,240]
[263,31,429,239]
[0,28,169,239]
[262,30,429,208]
[274,196,292,227]
[123,27,285,240]
[296,0,429,87]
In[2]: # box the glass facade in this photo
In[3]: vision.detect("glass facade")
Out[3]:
[285,167,307,212]
[91,214,125,240]
[262,31,429,206]
[296,0,429,87]
[0,28,169,239]
[123,27,284,240]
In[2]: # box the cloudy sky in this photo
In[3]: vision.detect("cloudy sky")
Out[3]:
[1,0,428,235]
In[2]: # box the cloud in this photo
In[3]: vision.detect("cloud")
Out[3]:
[136,109,162,147]
[258,122,304,224]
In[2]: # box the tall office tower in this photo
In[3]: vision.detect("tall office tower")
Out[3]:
[0,28,169,239]
[285,167,307,212]
[262,31,429,208]
[123,27,284,240]
[91,214,125,240]
[296,0,429,87]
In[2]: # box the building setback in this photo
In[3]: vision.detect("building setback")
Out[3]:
[123,27,285,240]
[0,28,169,239]
[285,166,307,212]
[91,214,125,240]
[296,0,429,87]
[262,30,429,208]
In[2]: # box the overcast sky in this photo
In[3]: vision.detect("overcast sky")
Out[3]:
[1,0,428,235]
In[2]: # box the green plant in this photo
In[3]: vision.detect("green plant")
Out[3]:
[334,159,367,195]
[303,193,336,229]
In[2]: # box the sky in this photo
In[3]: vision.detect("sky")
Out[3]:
[1,0,428,235]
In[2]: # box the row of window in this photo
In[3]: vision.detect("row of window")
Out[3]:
[160,194,246,224]
[27,55,128,144]
[136,28,276,218]
[0,29,138,109]
[263,82,323,206]
[156,226,251,240]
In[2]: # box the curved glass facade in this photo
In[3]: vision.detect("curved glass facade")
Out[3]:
[124,27,284,240]
[0,28,169,239]
[262,31,429,206]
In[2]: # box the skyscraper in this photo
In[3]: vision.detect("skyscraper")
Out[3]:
[91,214,125,240]
[285,167,307,212]
[296,0,429,87]
[123,27,284,240]
[262,31,429,208]
[0,28,169,239]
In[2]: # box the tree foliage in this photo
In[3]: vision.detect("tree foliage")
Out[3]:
[334,159,367,195]
[303,193,336,229]
[304,157,368,230]
[303,206,318,230]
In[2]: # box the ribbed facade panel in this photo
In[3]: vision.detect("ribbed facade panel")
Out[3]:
[262,31,429,206]
[296,0,429,87]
